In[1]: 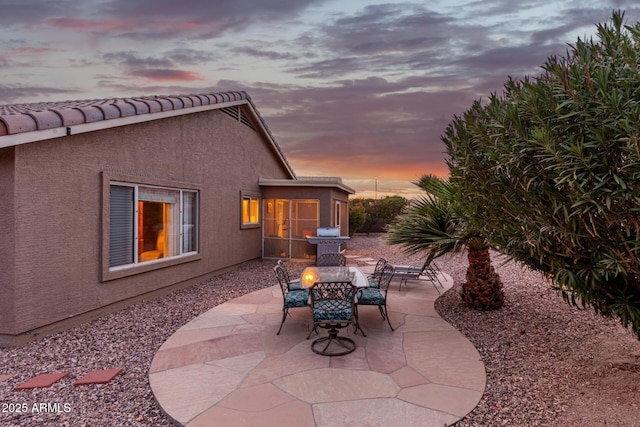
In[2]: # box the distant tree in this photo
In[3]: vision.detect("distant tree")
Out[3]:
[348,200,365,236]
[387,175,504,310]
[443,11,640,337]
[349,196,408,234]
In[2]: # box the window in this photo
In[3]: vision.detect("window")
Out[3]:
[334,201,342,228]
[109,182,198,269]
[241,193,260,227]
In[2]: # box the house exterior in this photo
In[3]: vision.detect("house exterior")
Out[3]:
[0,90,354,346]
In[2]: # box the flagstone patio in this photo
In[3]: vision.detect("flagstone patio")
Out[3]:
[149,266,486,426]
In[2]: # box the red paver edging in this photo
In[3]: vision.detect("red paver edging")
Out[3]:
[14,372,68,390]
[74,368,123,386]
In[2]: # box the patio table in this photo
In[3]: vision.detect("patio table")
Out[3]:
[300,266,368,289]
[301,266,368,339]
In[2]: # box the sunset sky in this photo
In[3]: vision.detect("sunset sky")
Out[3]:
[2,1,639,198]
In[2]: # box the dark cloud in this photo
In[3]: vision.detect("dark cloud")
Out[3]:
[1,0,330,41]
[321,4,454,56]
[5,1,640,195]
[89,0,330,38]
[165,48,217,64]
[232,46,299,61]
[450,43,563,78]
[289,57,364,79]
[282,5,489,82]
[102,49,216,69]
[101,51,209,81]
[99,0,328,21]
[103,52,174,69]
[0,84,80,104]
[0,0,75,26]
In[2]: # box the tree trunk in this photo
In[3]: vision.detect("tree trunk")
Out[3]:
[461,247,504,310]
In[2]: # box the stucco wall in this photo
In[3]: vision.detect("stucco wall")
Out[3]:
[0,147,16,337]
[8,109,290,337]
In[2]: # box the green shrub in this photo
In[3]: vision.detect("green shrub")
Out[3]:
[443,11,640,337]
[349,196,408,234]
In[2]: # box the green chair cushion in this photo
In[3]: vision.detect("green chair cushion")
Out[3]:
[357,288,385,305]
[288,280,302,291]
[285,289,309,308]
[313,300,352,322]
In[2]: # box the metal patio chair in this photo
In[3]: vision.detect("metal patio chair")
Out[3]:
[392,259,444,292]
[316,252,347,267]
[277,260,302,290]
[274,263,309,335]
[306,281,357,356]
[356,264,395,331]
[366,257,389,288]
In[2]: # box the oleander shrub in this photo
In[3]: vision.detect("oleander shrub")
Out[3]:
[443,11,640,337]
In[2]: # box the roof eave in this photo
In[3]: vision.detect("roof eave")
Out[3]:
[0,100,246,149]
[259,177,356,194]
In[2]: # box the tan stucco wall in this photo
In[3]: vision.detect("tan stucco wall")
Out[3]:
[5,109,290,340]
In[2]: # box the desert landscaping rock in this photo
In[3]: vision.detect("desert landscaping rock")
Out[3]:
[1,234,639,426]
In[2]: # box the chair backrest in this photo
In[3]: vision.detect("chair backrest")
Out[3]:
[375,264,395,291]
[277,260,292,283]
[274,264,290,295]
[316,253,347,267]
[309,281,355,323]
[370,257,388,279]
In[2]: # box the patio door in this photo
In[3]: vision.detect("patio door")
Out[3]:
[263,199,318,259]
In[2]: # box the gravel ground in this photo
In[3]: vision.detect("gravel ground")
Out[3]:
[1,233,640,426]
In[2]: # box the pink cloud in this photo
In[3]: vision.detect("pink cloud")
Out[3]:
[44,17,130,31]
[43,17,213,37]
[127,69,204,81]
[2,47,59,57]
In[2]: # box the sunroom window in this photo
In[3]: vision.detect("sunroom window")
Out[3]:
[109,183,198,268]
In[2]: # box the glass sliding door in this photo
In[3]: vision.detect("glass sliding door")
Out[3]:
[263,199,318,259]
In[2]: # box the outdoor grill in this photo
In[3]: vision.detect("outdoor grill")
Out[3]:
[306,227,350,257]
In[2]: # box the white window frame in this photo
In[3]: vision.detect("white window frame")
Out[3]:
[102,173,201,282]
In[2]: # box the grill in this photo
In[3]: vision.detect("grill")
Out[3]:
[306,227,350,257]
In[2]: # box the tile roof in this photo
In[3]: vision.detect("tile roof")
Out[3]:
[0,91,250,136]
[0,90,296,178]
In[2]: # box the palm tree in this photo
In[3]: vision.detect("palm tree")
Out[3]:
[386,174,504,310]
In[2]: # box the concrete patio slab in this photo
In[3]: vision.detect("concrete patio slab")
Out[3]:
[149,272,486,426]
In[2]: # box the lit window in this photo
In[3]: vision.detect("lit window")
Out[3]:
[109,183,198,268]
[242,194,260,226]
